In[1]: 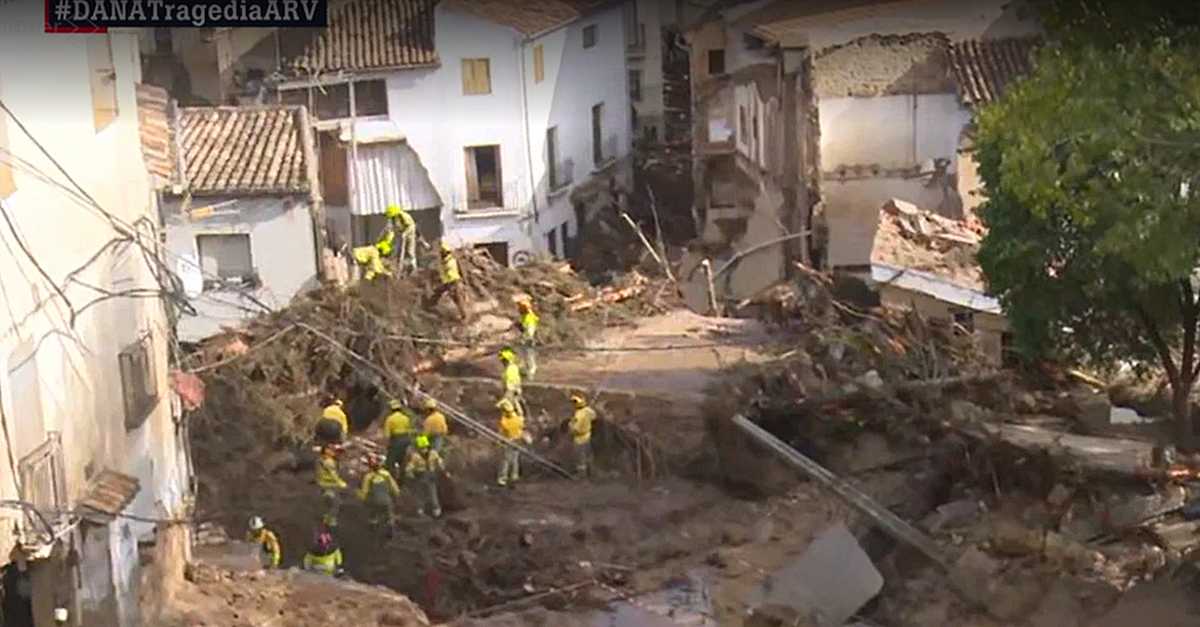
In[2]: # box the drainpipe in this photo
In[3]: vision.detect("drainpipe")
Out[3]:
[297,105,327,281]
[348,78,360,242]
[518,37,540,239]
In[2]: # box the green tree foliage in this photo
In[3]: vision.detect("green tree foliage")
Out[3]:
[975,41,1200,439]
[1034,0,1200,47]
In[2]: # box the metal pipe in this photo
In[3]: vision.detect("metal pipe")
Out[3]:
[730,414,951,571]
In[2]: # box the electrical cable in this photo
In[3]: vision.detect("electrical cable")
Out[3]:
[0,199,77,324]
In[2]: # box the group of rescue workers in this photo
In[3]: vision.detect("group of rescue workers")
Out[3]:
[245,204,598,577]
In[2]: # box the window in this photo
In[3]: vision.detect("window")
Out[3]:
[546,126,567,190]
[738,105,747,140]
[318,130,348,205]
[353,80,388,116]
[952,310,975,334]
[591,103,604,166]
[475,241,509,266]
[88,34,119,131]
[464,145,503,209]
[462,58,492,95]
[583,24,597,49]
[708,48,726,75]
[546,228,558,257]
[119,334,160,430]
[196,233,255,289]
[629,69,642,101]
[533,44,545,83]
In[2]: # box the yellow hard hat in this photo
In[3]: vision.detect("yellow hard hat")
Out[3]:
[439,240,452,252]
[499,347,516,363]
[423,398,438,410]
[570,393,587,408]
[414,434,431,449]
[385,204,403,218]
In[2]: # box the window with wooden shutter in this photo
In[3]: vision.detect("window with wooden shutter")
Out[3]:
[533,45,545,83]
[119,333,160,430]
[88,34,119,131]
[464,145,502,209]
[583,25,597,49]
[462,58,492,95]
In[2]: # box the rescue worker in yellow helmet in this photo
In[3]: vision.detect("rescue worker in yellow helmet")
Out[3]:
[424,240,467,320]
[316,396,349,444]
[382,399,415,481]
[302,526,344,577]
[405,434,446,518]
[384,204,418,273]
[499,347,528,417]
[568,393,596,477]
[358,454,401,536]
[496,398,525,487]
[421,397,449,454]
[315,444,348,527]
[517,298,539,380]
[352,241,392,282]
[246,515,282,569]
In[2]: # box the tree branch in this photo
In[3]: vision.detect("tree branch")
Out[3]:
[1134,302,1182,386]
[1183,279,1200,381]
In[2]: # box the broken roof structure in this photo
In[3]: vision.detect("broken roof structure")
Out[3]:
[286,0,439,76]
[175,105,315,195]
[948,37,1041,108]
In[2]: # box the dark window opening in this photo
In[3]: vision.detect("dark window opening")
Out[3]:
[583,25,597,48]
[629,69,642,101]
[197,233,257,290]
[278,79,387,120]
[591,103,605,166]
[353,80,388,116]
[465,145,503,210]
[475,241,510,266]
[708,48,726,75]
[546,228,558,257]
[952,310,975,334]
[318,130,348,206]
[119,334,160,430]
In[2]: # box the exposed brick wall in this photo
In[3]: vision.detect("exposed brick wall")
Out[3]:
[814,32,954,98]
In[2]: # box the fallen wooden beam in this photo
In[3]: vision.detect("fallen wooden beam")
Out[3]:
[966,421,1155,478]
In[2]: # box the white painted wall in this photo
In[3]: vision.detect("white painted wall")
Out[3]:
[0,6,190,625]
[819,94,971,169]
[526,3,633,258]
[163,196,320,342]
[629,0,665,137]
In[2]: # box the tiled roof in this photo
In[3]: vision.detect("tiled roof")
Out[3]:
[178,106,312,195]
[135,83,174,186]
[78,469,140,519]
[448,0,618,36]
[948,37,1041,107]
[287,0,438,76]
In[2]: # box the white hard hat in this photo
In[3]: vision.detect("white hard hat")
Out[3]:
[54,608,69,623]
[249,515,264,531]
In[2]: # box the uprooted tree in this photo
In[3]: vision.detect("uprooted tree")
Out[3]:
[974,39,1200,441]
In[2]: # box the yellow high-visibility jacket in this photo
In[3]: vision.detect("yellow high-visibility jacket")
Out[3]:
[383,410,414,439]
[303,549,343,575]
[521,310,539,341]
[404,449,445,478]
[570,406,596,445]
[503,363,522,395]
[247,529,282,568]
[376,230,396,257]
[321,403,349,435]
[440,253,461,284]
[499,411,525,441]
[358,468,400,502]
[423,410,449,436]
[391,209,416,232]
[315,454,347,490]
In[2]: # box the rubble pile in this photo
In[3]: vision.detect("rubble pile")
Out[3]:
[874,198,988,290]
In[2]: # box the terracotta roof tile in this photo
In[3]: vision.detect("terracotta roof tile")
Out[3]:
[447,0,581,36]
[288,0,438,75]
[948,37,1041,107]
[178,106,311,195]
[78,469,140,519]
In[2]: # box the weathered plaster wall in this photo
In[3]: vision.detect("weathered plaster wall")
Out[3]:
[814,33,953,98]
[163,195,319,342]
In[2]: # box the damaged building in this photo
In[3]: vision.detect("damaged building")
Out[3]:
[147,0,636,269]
[684,0,1039,333]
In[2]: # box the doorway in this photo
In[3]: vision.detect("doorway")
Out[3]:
[474,241,509,267]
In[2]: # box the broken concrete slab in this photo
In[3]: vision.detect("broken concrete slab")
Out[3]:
[921,498,981,532]
[757,523,883,627]
[1148,520,1200,554]
[1101,485,1188,531]
[989,519,1105,573]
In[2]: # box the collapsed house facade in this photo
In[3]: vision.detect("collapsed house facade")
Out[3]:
[0,11,193,626]
[685,0,1038,350]
[150,0,635,268]
[150,102,325,343]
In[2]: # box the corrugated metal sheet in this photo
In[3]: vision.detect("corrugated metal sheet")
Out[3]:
[350,141,441,215]
[871,263,1000,314]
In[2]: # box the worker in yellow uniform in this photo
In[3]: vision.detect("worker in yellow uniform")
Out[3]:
[499,347,528,418]
[421,397,449,454]
[425,240,467,320]
[315,444,348,527]
[358,454,401,536]
[384,204,418,273]
[302,527,344,577]
[246,515,282,569]
[496,398,525,487]
[405,434,446,518]
[382,399,415,481]
[517,298,539,380]
[568,393,596,477]
[352,238,392,282]
[316,396,349,444]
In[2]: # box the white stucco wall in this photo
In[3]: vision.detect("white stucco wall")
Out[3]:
[0,8,190,626]
[526,3,632,258]
[629,0,665,137]
[163,196,319,342]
